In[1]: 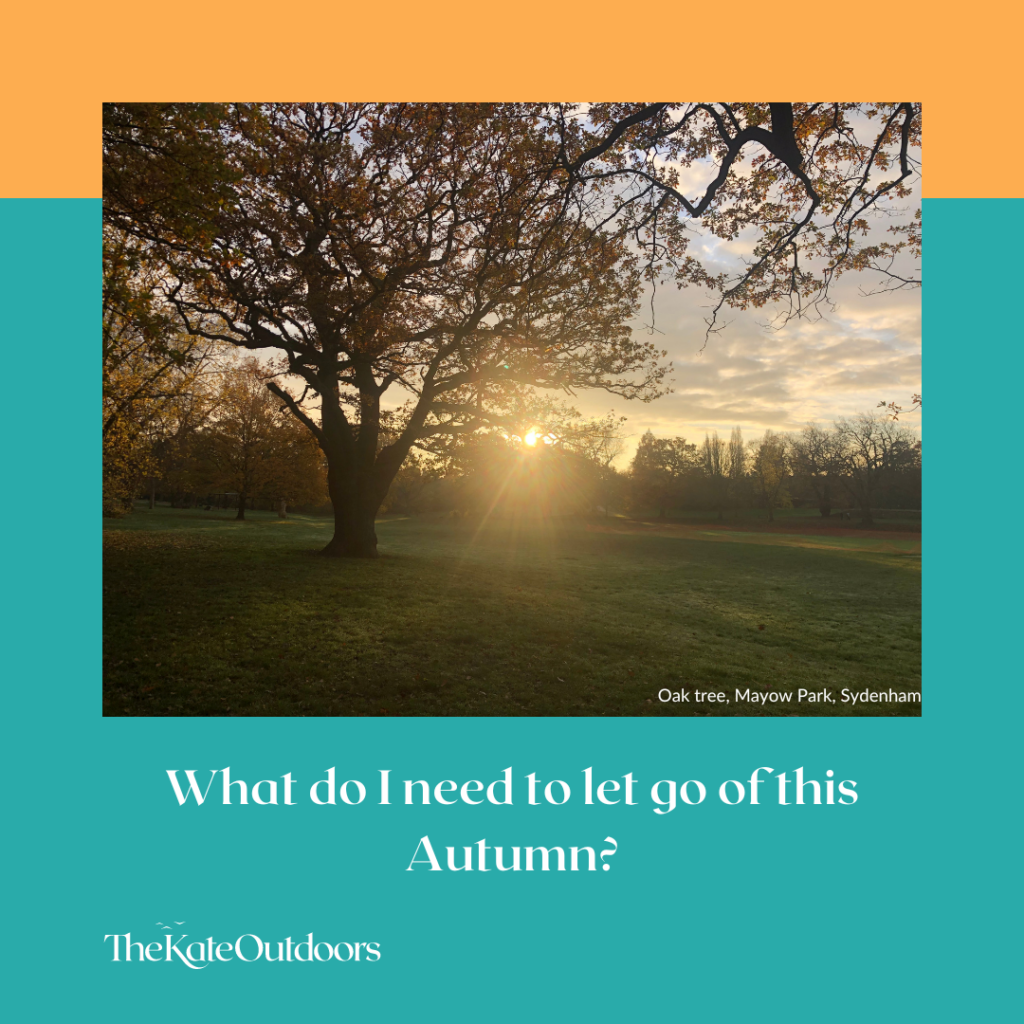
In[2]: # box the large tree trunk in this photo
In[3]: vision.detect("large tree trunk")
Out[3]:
[321,458,384,558]
[236,492,246,521]
[323,486,380,557]
[323,505,379,557]
[277,498,287,519]
[308,371,415,558]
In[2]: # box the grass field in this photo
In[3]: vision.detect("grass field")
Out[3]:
[103,507,921,717]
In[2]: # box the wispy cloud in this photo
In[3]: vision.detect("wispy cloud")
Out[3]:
[575,267,921,457]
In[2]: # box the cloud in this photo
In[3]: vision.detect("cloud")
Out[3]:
[572,267,921,458]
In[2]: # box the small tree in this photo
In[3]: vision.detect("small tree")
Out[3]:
[701,431,731,521]
[749,430,790,522]
[630,431,698,518]
[197,359,324,519]
[260,426,327,517]
[835,413,920,526]
[790,424,846,518]
[727,426,749,513]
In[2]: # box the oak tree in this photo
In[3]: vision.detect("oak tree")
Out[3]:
[104,103,665,555]
[630,431,699,518]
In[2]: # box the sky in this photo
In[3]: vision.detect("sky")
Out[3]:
[571,262,922,463]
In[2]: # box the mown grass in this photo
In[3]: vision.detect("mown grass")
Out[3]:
[103,507,921,717]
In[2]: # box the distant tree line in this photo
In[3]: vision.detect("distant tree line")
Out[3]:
[621,416,920,526]
[368,411,920,526]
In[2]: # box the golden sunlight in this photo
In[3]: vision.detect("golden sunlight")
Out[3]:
[524,429,539,446]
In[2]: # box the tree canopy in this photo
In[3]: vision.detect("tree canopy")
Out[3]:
[102,225,216,515]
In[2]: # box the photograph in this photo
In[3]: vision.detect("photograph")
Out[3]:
[101,102,922,718]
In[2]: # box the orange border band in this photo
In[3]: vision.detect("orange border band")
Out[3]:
[3,3,1018,199]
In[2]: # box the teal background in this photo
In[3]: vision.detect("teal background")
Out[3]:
[3,198,1017,1022]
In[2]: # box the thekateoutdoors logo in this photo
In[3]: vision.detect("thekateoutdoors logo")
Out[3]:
[103,928,381,970]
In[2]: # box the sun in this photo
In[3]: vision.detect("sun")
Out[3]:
[523,429,539,447]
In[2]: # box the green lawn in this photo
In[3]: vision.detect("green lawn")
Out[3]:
[103,507,921,717]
